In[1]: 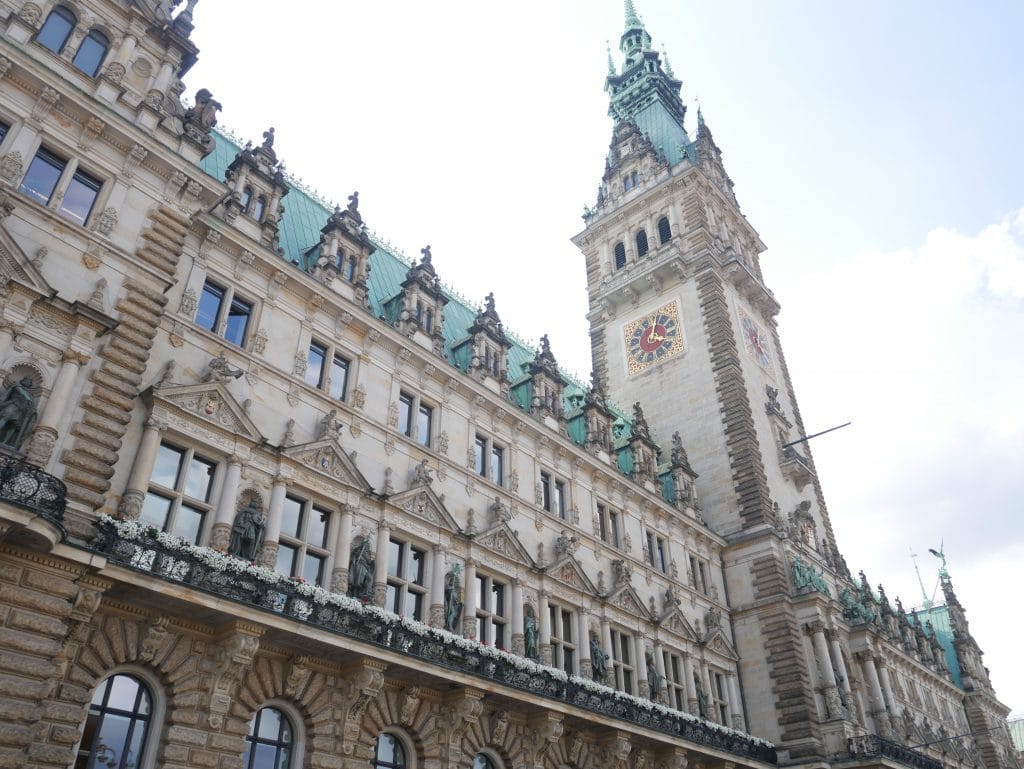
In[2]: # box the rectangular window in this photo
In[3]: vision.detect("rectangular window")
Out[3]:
[141,443,215,544]
[548,603,576,674]
[19,147,65,206]
[329,353,350,400]
[386,539,427,620]
[554,480,566,519]
[715,672,730,724]
[194,279,253,347]
[540,471,568,517]
[690,555,709,595]
[476,574,508,648]
[663,652,687,711]
[596,503,622,548]
[398,392,413,436]
[195,281,224,332]
[306,342,327,388]
[0,122,8,144]
[224,295,252,346]
[58,166,101,225]
[540,471,552,511]
[646,531,668,573]
[475,435,487,477]
[473,434,506,486]
[609,508,621,548]
[397,391,434,448]
[416,402,432,446]
[305,340,352,402]
[610,629,634,694]
[275,494,332,586]
[490,444,504,486]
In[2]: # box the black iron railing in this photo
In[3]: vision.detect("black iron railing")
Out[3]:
[0,453,66,521]
[847,735,943,769]
[90,521,776,764]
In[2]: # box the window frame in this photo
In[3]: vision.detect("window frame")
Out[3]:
[613,241,626,270]
[689,554,709,595]
[548,601,576,675]
[397,390,433,448]
[194,278,255,348]
[540,470,568,519]
[473,432,506,486]
[385,538,428,620]
[597,502,622,548]
[275,493,333,586]
[663,650,687,711]
[304,338,352,402]
[141,442,217,545]
[72,28,109,77]
[646,530,668,573]
[243,705,295,769]
[35,6,76,55]
[75,672,156,769]
[657,215,672,244]
[474,572,508,649]
[610,628,635,694]
[635,229,649,257]
[372,731,412,769]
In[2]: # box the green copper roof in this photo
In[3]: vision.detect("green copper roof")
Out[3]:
[624,0,643,29]
[913,605,964,689]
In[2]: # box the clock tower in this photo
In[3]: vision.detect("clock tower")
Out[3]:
[573,3,850,759]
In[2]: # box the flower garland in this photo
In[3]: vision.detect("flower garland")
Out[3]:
[98,514,772,749]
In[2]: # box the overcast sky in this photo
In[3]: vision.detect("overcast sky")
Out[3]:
[184,1,1024,717]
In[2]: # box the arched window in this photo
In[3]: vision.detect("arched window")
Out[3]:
[252,195,266,222]
[372,733,407,769]
[473,754,498,769]
[75,673,153,769]
[72,29,109,77]
[37,6,76,54]
[635,229,649,257]
[657,216,672,244]
[240,186,252,210]
[243,707,293,769]
[344,254,358,281]
[613,242,626,270]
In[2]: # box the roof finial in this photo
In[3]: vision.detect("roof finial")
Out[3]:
[661,46,674,78]
[624,0,642,28]
[606,42,615,75]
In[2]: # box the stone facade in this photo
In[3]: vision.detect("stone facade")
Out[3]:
[0,2,1016,769]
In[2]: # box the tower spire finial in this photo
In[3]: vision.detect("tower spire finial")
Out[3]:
[624,0,642,29]
[661,45,674,78]
[606,42,615,75]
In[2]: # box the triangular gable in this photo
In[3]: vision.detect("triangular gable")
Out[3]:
[282,438,372,493]
[473,522,535,568]
[658,606,698,641]
[387,484,460,534]
[546,554,598,595]
[606,584,651,620]
[149,383,263,442]
[0,225,53,295]
[701,628,739,661]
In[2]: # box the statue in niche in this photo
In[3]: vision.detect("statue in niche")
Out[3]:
[444,565,463,632]
[646,651,663,699]
[0,377,37,451]
[523,606,539,660]
[590,634,608,681]
[695,678,708,718]
[347,537,374,601]
[228,499,265,562]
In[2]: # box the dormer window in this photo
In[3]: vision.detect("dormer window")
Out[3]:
[36,6,75,54]
[613,242,626,270]
[623,170,639,192]
[240,186,252,210]
[658,216,672,244]
[343,254,358,281]
[252,195,266,222]
[72,29,109,77]
[636,229,649,257]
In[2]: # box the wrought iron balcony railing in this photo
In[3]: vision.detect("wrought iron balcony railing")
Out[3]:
[0,453,67,521]
[89,520,777,764]
[847,734,943,769]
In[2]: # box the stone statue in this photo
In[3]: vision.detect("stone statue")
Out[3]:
[420,245,432,264]
[589,634,608,681]
[488,495,510,524]
[523,608,539,660]
[347,537,374,601]
[227,500,265,562]
[347,191,359,213]
[186,88,220,131]
[646,651,663,698]
[413,459,432,486]
[671,431,689,466]
[203,354,243,383]
[695,679,708,718]
[261,127,275,150]
[0,376,37,450]
[484,292,496,313]
[444,565,463,632]
[554,529,579,557]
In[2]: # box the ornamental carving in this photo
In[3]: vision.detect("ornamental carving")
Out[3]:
[93,207,118,235]
[0,152,23,181]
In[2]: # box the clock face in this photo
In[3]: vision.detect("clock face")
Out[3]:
[738,308,773,371]
[624,301,684,375]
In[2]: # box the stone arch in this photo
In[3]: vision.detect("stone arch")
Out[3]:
[460,710,516,769]
[361,687,440,769]
[3,358,51,392]
[542,730,595,769]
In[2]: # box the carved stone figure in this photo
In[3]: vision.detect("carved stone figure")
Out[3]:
[203,354,243,383]
[0,376,37,450]
[590,634,608,681]
[227,500,265,562]
[524,607,539,660]
[347,537,374,601]
[413,458,432,486]
[646,651,663,698]
[444,565,463,631]
[695,679,708,718]
[489,495,510,524]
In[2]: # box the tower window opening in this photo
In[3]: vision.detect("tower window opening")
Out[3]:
[636,229,649,257]
[658,216,672,244]
[623,170,639,192]
[613,242,626,270]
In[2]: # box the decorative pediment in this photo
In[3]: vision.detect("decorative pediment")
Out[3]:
[282,438,371,492]
[149,383,263,442]
[701,628,739,661]
[546,554,599,595]
[0,225,53,296]
[607,584,651,620]
[388,485,460,534]
[473,522,535,568]
[659,606,698,641]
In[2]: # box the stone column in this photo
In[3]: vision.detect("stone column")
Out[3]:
[577,608,591,678]
[683,653,698,714]
[635,635,649,698]
[429,543,446,628]
[829,631,854,719]
[653,641,668,703]
[877,658,898,717]
[510,579,524,655]
[538,590,551,665]
[26,349,88,467]
[601,617,614,686]
[462,558,478,639]
[331,504,354,594]
[701,661,716,721]
[809,622,843,719]
[210,456,243,549]
[728,672,745,730]
[258,477,287,569]
[372,522,391,608]
[118,415,167,519]
[859,652,892,737]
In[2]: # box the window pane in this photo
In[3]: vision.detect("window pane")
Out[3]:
[474,437,486,476]
[36,8,75,53]
[18,150,65,205]
[561,610,573,642]
[252,743,278,769]
[386,583,399,614]
[387,540,402,577]
[555,481,566,517]
[58,169,102,225]
[410,547,425,584]
[417,404,432,446]
[95,713,132,766]
[306,343,326,388]
[490,446,503,484]
[106,674,142,712]
[476,575,487,608]
[196,282,224,330]
[398,394,412,435]
[151,444,183,489]
[376,734,397,764]
[405,590,421,619]
[492,583,505,615]
[275,544,297,576]
[329,355,349,400]
[183,456,215,501]
[541,472,551,511]
[302,553,323,585]
[175,504,205,544]
[72,31,108,77]
[281,496,303,539]
[139,492,172,531]
[308,507,329,548]
[224,296,252,345]
[275,746,292,769]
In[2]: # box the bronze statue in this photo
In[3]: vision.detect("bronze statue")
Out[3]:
[443,565,463,632]
[523,608,539,660]
[0,377,37,450]
[646,651,663,699]
[590,634,608,681]
[227,500,264,562]
[347,537,374,600]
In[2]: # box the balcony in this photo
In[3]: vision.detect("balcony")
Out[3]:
[0,453,66,522]
[780,446,816,491]
[847,735,942,769]
[89,518,777,765]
